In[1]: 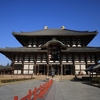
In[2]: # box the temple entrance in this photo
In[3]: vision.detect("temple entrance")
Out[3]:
[50,65,60,75]
[36,65,46,75]
[65,65,71,75]
[35,64,74,75]
[63,65,74,75]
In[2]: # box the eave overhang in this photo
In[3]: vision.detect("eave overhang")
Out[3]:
[12,28,98,47]
[12,29,98,36]
[0,47,100,53]
[0,47,47,53]
[0,66,12,71]
[0,47,100,61]
[62,47,100,52]
[0,47,47,60]
[85,63,100,71]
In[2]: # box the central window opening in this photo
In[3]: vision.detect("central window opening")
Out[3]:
[50,51,60,61]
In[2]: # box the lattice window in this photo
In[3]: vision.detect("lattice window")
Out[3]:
[68,55,72,62]
[23,70,28,74]
[80,55,85,62]
[36,55,41,63]
[24,65,28,69]
[42,55,46,62]
[62,55,66,62]
[87,56,91,63]
[91,56,95,63]
[30,56,34,62]
[29,65,34,69]
[75,55,79,62]
[24,55,29,62]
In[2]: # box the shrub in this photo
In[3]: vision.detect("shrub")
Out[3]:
[1,77,35,83]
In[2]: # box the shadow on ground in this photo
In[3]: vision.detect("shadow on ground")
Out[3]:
[70,77,100,88]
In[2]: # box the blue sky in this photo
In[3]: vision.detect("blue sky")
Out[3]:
[0,0,100,65]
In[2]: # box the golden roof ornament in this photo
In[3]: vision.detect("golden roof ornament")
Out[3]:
[61,26,65,29]
[44,26,48,29]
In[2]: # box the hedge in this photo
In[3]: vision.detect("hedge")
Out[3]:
[1,78,35,83]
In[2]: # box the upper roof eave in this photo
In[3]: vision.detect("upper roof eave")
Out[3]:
[12,29,98,36]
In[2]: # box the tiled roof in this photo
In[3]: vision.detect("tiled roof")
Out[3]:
[0,66,12,70]
[0,47,47,52]
[85,63,100,71]
[12,29,98,36]
[0,47,100,53]
[63,47,100,52]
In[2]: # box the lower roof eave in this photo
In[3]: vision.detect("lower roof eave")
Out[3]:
[61,50,100,53]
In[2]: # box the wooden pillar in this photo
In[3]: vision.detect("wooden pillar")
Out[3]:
[11,62,14,75]
[37,65,39,75]
[46,64,49,78]
[60,64,63,79]
[21,53,25,74]
[92,70,93,78]
[70,65,72,75]
[57,65,59,75]
[72,54,75,75]
[34,53,37,75]
[85,54,88,75]
[96,69,98,77]
[43,65,45,75]
[21,54,24,75]
[3,70,5,75]
[34,64,36,75]
[50,65,52,74]
[58,65,59,75]
[64,65,66,75]
[90,71,92,77]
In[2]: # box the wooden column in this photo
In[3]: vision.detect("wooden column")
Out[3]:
[43,65,45,75]
[34,64,36,75]
[70,65,72,75]
[34,54,37,75]
[46,64,49,78]
[85,54,88,75]
[58,66,59,75]
[72,54,75,75]
[3,70,5,75]
[11,53,14,75]
[96,69,98,77]
[21,54,24,75]
[92,70,93,78]
[64,65,66,75]
[57,65,59,75]
[38,65,39,75]
[60,64,63,79]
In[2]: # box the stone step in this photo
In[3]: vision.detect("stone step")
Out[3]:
[35,75,75,80]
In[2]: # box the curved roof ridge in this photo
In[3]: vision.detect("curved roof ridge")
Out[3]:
[44,37,65,46]
[41,37,67,49]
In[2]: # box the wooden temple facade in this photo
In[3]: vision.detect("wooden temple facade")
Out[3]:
[0,26,100,75]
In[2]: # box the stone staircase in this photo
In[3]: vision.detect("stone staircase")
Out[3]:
[35,75,75,80]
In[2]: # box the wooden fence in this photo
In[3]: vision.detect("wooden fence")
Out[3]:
[14,79,53,100]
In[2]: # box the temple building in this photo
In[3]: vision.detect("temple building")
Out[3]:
[0,26,100,75]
